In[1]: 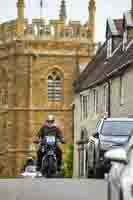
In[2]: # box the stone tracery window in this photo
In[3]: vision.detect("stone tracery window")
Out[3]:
[48,70,63,101]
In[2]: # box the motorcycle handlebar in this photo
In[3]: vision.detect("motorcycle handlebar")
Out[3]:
[33,138,66,145]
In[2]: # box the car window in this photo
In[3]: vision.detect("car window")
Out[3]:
[101,121,133,136]
[96,120,101,132]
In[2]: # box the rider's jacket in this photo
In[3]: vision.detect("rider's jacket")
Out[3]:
[37,123,64,144]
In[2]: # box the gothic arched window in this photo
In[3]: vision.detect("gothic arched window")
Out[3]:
[48,70,63,101]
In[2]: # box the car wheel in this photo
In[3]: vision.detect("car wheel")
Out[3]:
[87,168,94,178]
[119,189,123,200]
[93,149,97,178]
[93,150,104,178]
[95,167,104,178]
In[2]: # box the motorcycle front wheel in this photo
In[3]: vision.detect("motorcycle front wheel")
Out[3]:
[47,156,56,178]
[41,156,56,178]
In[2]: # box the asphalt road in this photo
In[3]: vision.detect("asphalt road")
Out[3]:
[0,178,107,200]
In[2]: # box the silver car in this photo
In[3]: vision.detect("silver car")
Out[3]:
[87,118,133,178]
[105,130,133,200]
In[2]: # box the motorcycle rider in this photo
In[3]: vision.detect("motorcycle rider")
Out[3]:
[36,114,65,173]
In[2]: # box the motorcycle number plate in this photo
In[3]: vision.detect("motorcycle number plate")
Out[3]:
[46,136,55,145]
[47,150,54,155]
[41,146,45,152]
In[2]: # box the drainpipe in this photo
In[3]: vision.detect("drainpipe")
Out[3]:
[104,72,111,118]
[107,80,111,117]
[72,103,75,143]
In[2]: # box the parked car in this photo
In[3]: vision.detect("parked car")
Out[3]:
[87,117,133,178]
[105,130,133,200]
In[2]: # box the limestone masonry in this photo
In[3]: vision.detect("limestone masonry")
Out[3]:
[0,0,96,176]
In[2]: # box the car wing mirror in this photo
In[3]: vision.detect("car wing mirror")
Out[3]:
[104,148,127,165]
[92,132,99,139]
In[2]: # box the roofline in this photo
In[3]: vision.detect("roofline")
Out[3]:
[76,41,106,84]
[77,59,133,92]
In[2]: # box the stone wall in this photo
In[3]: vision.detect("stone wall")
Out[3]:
[0,36,91,176]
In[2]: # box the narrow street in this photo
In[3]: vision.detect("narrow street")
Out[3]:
[0,178,107,200]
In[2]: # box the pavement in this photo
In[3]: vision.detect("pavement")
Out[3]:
[0,178,107,200]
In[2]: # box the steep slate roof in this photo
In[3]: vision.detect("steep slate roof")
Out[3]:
[75,38,133,92]
[74,42,107,91]
[74,13,133,93]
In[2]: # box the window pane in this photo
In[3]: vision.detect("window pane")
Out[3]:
[48,72,62,101]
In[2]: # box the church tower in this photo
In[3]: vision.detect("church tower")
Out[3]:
[0,0,96,177]
[16,0,25,37]
[88,0,96,43]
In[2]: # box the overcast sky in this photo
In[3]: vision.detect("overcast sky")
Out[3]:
[0,0,131,42]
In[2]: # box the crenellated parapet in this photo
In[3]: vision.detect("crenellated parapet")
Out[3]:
[0,18,91,43]
[0,0,96,47]
[0,19,28,42]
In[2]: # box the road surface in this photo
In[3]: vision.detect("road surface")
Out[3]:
[0,178,107,200]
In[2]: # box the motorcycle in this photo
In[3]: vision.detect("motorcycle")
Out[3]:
[40,135,57,178]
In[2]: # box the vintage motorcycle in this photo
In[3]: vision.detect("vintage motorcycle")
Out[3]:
[34,133,65,178]
[40,135,57,178]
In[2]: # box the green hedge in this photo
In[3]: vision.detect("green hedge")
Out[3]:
[63,144,74,178]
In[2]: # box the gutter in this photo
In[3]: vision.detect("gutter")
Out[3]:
[78,58,133,92]
[107,59,133,77]
[107,79,111,117]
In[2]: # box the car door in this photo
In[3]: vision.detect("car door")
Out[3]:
[109,132,133,200]
[120,137,133,200]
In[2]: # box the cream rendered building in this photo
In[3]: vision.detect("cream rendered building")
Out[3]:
[73,0,133,178]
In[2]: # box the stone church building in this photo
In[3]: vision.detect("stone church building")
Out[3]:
[0,0,96,176]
